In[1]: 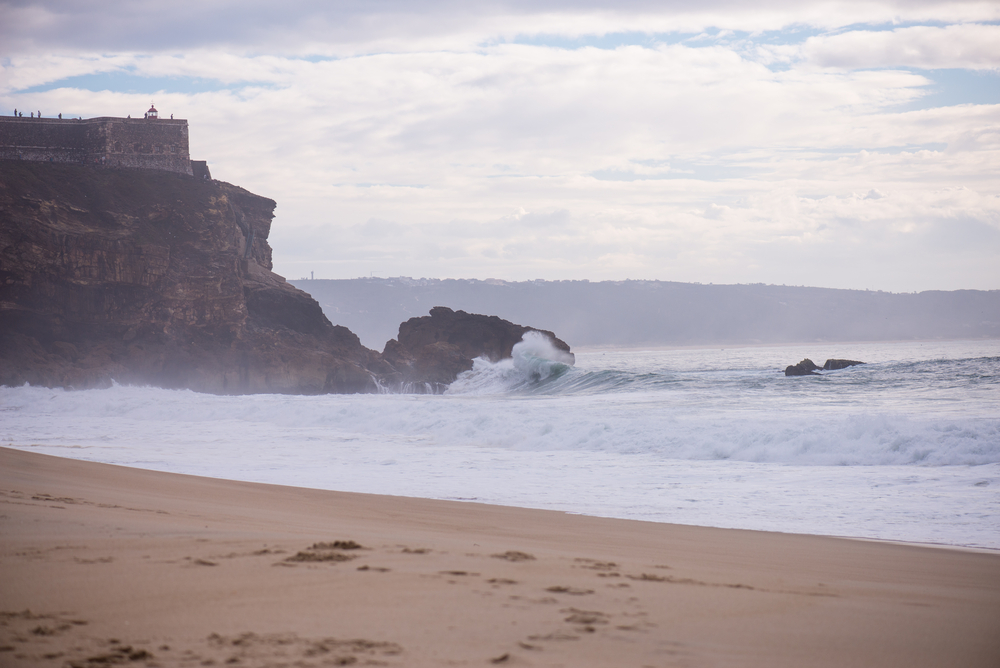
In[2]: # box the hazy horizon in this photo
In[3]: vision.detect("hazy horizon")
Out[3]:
[290,276,1000,351]
[3,1,998,292]
[292,273,1000,293]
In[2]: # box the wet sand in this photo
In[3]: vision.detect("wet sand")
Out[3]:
[2,446,999,667]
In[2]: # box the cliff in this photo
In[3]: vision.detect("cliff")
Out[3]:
[0,162,573,394]
[0,161,384,393]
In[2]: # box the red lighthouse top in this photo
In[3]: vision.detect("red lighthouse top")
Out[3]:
[146,104,158,119]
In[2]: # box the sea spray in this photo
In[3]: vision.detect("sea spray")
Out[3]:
[447,331,576,395]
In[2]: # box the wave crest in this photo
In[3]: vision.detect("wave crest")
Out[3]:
[446,331,575,395]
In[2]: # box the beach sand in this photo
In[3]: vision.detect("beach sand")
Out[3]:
[1,446,998,667]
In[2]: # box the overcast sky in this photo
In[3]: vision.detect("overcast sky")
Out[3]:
[3,1,999,291]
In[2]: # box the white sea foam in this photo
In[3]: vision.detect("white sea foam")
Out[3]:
[1,339,998,548]
[447,331,575,395]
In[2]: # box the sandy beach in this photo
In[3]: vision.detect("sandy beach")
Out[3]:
[1,446,998,667]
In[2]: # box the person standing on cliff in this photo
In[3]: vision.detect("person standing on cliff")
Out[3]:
[13,108,16,116]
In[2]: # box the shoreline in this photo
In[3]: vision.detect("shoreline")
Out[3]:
[6,438,998,552]
[7,442,998,552]
[3,446,999,667]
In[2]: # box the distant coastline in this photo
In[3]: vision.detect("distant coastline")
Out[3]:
[567,338,998,353]
[292,277,1000,350]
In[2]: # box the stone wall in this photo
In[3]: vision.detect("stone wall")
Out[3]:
[0,116,193,176]
[191,160,212,180]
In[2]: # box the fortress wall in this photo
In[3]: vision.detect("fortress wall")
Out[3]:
[100,118,191,174]
[0,116,193,176]
[0,118,90,162]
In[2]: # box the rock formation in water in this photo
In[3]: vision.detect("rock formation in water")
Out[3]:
[822,358,865,371]
[381,306,574,391]
[0,162,572,394]
[0,162,389,393]
[784,358,865,376]
[784,359,821,376]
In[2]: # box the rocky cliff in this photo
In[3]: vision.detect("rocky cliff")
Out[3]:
[0,161,572,394]
[0,161,385,393]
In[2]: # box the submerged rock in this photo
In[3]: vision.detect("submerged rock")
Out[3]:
[822,358,865,371]
[784,358,821,376]
[784,358,865,376]
[381,306,574,391]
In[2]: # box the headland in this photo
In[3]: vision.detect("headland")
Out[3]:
[0,159,569,393]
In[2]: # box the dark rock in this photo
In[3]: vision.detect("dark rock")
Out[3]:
[381,306,574,391]
[0,162,574,395]
[784,357,865,376]
[784,358,821,376]
[823,358,865,370]
[0,161,384,394]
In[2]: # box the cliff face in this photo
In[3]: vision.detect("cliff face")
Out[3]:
[0,162,383,393]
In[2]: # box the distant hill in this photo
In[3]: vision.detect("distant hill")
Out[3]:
[291,277,1000,350]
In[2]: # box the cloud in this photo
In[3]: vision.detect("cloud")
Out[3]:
[791,24,1000,71]
[2,2,998,290]
[3,1,1000,57]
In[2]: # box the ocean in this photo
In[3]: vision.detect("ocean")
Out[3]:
[2,338,998,549]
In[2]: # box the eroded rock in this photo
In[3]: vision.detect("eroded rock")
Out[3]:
[0,162,383,393]
[823,358,865,371]
[784,358,865,376]
[381,306,574,391]
[0,162,573,395]
[784,358,821,376]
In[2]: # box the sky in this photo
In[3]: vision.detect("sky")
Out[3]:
[2,1,999,292]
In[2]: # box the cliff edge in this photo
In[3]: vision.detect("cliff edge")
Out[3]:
[0,162,385,393]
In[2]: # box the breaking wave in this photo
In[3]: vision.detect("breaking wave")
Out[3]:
[446,331,576,395]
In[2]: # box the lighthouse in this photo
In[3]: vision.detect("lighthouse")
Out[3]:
[145,103,158,120]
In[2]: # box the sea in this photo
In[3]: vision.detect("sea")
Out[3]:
[2,337,998,550]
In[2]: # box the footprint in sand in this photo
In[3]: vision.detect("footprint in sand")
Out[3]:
[492,551,536,562]
[545,586,594,596]
[281,541,366,565]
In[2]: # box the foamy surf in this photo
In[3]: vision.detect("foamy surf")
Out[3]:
[447,331,576,395]
[2,339,998,548]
